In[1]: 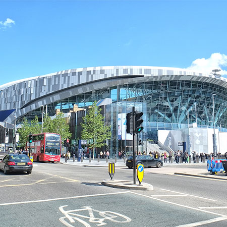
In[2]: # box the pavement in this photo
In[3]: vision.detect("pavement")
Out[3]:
[60,157,227,190]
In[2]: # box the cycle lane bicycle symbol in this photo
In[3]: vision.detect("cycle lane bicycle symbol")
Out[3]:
[59,205,131,227]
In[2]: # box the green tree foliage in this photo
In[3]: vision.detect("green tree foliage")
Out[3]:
[17,118,31,148]
[18,112,71,147]
[81,101,111,158]
[43,113,71,142]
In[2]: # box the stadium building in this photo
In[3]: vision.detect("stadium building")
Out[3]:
[1,66,227,155]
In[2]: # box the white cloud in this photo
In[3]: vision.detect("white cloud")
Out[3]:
[0,18,15,29]
[187,53,227,76]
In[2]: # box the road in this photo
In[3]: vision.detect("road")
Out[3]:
[0,162,227,226]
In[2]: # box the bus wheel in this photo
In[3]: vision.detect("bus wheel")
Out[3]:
[37,156,39,162]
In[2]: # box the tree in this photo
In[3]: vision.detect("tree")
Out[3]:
[43,112,71,142]
[18,112,71,147]
[17,118,31,148]
[81,101,111,159]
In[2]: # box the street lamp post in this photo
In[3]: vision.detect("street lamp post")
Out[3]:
[212,94,217,158]
[41,105,44,133]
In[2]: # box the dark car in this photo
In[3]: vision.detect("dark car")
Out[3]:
[0,154,33,174]
[126,155,163,169]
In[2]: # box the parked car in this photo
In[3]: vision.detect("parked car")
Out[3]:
[126,155,163,169]
[0,154,33,174]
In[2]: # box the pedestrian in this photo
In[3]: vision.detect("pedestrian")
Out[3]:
[169,151,172,163]
[164,152,167,163]
[67,150,70,159]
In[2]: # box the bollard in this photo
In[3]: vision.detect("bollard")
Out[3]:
[109,162,115,180]
[65,154,67,163]
[81,156,83,162]
[179,157,183,163]
[73,154,75,162]
[98,154,100,162]
[124,157,126,163]
[106,156,108,163]
[196,156,199,163]
[171,157,173,163]
[89,154,91,163]
[189,156,191,163]
[161,156,164,163]
[115,155,117,163]
[202,156,205,163]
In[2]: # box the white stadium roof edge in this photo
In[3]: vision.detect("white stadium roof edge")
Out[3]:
[0,66,225,90]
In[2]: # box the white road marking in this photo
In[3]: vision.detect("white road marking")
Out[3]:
[161,188,217,201]
[151,194,188,197]
[59,205,131,227]
[199,206,227,209]
[175,173,227,182]
[131,191,227,217]
[0,191,129,206]
[176,217,227,227]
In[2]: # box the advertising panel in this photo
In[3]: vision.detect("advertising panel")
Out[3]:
[118,113,133,140]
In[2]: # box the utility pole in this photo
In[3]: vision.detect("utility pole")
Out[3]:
[13,113,16,152]
[212,94,217,158]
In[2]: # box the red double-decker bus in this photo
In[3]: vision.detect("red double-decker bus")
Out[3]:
[26,133,61,162]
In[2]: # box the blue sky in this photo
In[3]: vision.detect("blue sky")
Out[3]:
[0,0,227,86]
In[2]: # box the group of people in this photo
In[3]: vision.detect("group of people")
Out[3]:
[149,150,227,163]
[99,151,110,159]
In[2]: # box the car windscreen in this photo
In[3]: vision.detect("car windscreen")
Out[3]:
[9,155,30,162]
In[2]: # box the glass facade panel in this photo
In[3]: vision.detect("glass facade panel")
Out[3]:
[17,80,227,157]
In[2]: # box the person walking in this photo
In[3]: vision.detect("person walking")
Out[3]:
[67,150,71,159]
[164,152,167,163]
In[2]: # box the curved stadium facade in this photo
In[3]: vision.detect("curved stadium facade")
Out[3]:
[1,66,227,155]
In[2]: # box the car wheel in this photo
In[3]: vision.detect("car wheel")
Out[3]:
[128,166,132,169]
[27,170,32,174]
[3,166,8,174]
[156,162,162,168]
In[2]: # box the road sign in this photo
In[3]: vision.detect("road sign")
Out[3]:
[108,162,115,180]
[30,156,33,162]
[137,164,144,184]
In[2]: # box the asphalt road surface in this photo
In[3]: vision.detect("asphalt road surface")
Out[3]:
[0,162,227,227]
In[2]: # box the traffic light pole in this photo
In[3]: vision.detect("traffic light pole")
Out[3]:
[132,107,136,184]
[127,107,143,185]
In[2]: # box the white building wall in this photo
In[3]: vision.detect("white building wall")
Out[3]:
[158,128,225,155]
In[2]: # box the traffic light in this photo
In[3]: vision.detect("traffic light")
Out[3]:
[139,139,142,145]
[126,112,132,134]
[135,112,143,133]
[64,139,69,147]
[29,134,33,143]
